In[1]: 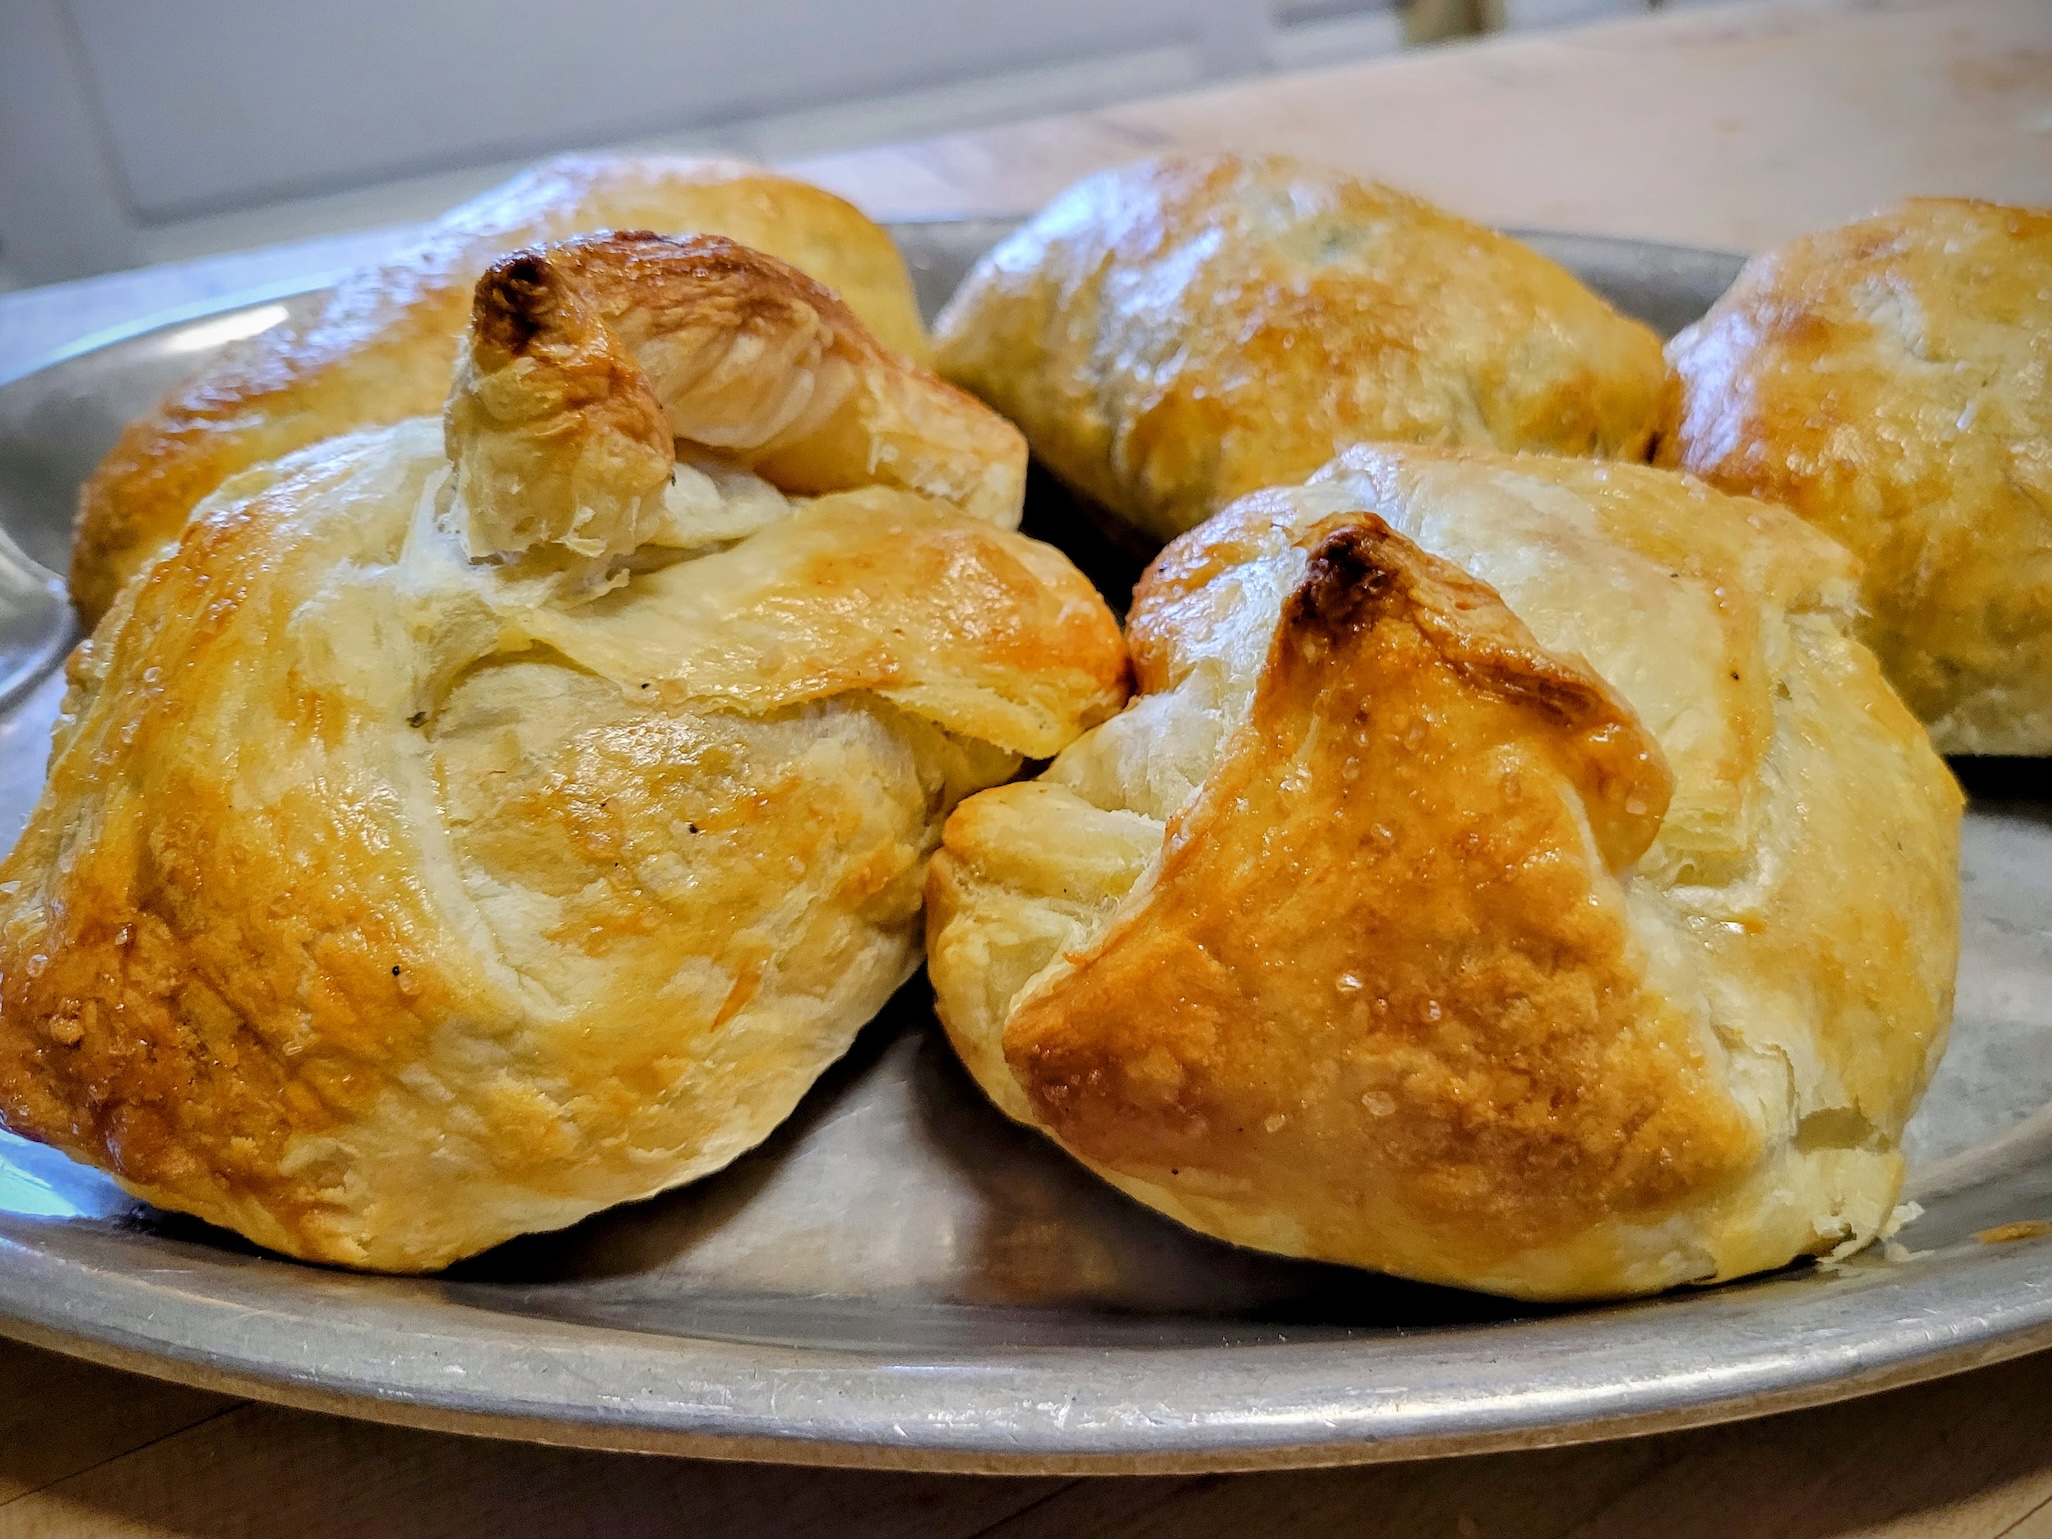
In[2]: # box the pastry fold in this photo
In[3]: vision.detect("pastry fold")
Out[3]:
[0,235,1125,1272]
[1660,198,2052,755]
[927,445,1960,1301]
[73,154,933,623]
[934,154,1673,546]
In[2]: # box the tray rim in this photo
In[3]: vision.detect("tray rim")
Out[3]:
[1,224,2046,1477]
[0,269,342,394]
[4,1211,2050,1475]
[0,222,1751,392]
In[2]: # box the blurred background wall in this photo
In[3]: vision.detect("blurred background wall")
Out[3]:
[0,0,1698,290]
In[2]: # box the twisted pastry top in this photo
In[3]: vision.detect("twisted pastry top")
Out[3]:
[71,154,935,623]
[446,232,1023,582]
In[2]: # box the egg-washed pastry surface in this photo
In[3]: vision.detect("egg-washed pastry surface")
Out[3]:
[934,154,1673,547]
[0,234,1126,1272]
[927,444,1960,1302]
[1660,198,2052,755]
[72,153,933,625]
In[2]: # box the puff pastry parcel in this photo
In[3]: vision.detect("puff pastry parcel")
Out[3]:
[0,234,1126,1271]
[1661,198,2052,755]
[934,154,1672,546]
[928,445,1960,1301]
[72,154,932,624]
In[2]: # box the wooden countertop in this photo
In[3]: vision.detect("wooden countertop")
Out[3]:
[2,0,2049,1532]
[6,1333,2052,1538]
[786,0,2052,250]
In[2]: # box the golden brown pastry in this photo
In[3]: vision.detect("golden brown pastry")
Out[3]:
[72,154,933,625]
[927,444,1960,1302]
[1660,198,2052,755]
[0,234,1126,1272]
[933,153,1673,546]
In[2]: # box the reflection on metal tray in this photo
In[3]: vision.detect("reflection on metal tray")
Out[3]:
[0,224,2047,1475]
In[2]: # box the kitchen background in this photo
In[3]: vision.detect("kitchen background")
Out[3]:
[1,0,1732,291]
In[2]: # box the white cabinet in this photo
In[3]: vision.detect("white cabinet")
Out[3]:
[1,0,1392,284]
[0,0,1662,286]
[65,0,1223,221]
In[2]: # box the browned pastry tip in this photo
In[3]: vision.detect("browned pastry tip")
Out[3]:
[1280,516,1674,872]
[447,243,676,567]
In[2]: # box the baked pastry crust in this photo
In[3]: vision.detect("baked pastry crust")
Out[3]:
[933,154,1673,546]
[72,154,933,625]
[928,444,1960,1301]
[0,235,1124,1272]
[1660,198,2052,754]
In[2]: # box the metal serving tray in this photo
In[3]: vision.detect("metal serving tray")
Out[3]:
[0,223,2046,1475]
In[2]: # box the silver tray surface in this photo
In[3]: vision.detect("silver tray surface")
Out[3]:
[0,224,2047,1475]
